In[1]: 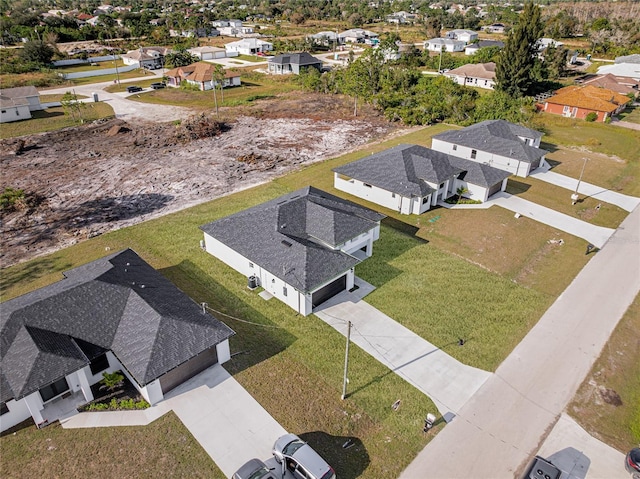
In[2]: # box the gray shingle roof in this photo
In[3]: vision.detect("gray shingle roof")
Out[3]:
[268,52,322,66]
[432,120,547,163]
[333,144,509,195]
[0,249,235,403]
[200,187,384,293]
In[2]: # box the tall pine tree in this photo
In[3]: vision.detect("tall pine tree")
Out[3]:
[495,1,544,97]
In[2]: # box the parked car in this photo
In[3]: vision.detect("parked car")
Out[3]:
[626,448,640,478]
[522,456,561,479]
[232,458,277,479]
[150,82,166,90]
[126,85,143,93]
[272,434,335,479]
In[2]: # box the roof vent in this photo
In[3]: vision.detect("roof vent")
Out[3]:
[281,240,292,247]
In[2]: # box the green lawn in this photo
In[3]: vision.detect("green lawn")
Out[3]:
[39,93,88,102]
[0,413,225,479]
[235,54,268,62]
[0,103,115,139]
[568,293,640,453]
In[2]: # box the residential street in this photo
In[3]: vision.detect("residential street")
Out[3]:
[399,205,640,478]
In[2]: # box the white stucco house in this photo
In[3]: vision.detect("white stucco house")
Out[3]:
[0,86,41,123]
[431,120,548,178]
[444,62,496,89]
[188,46,227,60]
[224,38,272,56]
[339,29,379,44]
[200,187,385,316]
[164,62,241,90]
[425,38,466,52]
[0,249,234,433]
[333,144,511,215]
[445,29,478,43]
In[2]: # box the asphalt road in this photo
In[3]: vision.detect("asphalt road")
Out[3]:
[400,205,640,479]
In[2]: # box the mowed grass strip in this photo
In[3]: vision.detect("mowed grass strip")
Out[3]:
[0,103,115,139]
[568,293,640,452]
[0,412,225,479]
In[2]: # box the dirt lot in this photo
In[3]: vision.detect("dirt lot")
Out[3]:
[1,93,404,267]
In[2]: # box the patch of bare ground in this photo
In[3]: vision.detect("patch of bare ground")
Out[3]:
[1,94,403,267]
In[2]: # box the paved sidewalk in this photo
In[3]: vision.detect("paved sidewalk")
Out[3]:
[489,192,615,248]
[400,205,640,479]
[530,169,640,212]
[62,365,287,478]
[314,278,492,419]
[537,414,627,479]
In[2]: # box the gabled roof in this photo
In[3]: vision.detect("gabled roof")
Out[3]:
[446,62,495,80]
[165,62,239,82]
[465,40,504,50]
[334,144,509,196]
[268,52,322,66]
[426,37,465,46]
[580,74,638,96]
[433,120,547,164]
[615,54,640,64]
[200,187,384,293]
[0,86,39,101]
[0,249,234,402]
[546,85,632,112]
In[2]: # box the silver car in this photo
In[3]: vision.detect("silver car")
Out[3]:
[232,458,277,479]
[272,433,336,479]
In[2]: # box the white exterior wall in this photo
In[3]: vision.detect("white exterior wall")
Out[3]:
[516,134,541,148]
[453,178,489,202]
[431,138,533,178]
[25,95,42,111]
[216,339,231,364]
[1,104,31,123]
[0,397,33,432]
[334,172,434,215]
[447,74,495,89]
[140,380,163,405]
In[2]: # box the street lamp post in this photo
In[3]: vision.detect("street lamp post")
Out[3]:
[572,157,588,205]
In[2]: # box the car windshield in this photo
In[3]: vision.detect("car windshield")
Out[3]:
[247,466,270,479]
[282,439,306,456]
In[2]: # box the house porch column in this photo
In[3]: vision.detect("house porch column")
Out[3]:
[77,367,94,402]
[24,392,45,426]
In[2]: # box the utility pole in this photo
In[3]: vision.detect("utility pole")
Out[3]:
[572,157,588,205]
[113,54,120,84]
[438,45,444,73]
[341,321,351,400]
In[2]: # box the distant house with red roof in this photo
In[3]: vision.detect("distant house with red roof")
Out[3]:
[165,62,241,90]
[542,85,631,122]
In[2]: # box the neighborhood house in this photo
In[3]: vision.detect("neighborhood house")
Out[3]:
[267,52,323,75]
[542,85,631,122]
[0,249,235,432]
[224,38,272,56]
[121,46,171,69]
[431,120,548,178]
[0,86,42,123]
[165,62,241,90]
[200,187,385,316]
[333,144,511,215]
[424,38,466,53]
[444,62,496,89]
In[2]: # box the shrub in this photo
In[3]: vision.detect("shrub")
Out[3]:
[100,371,124,392]
[0,187,26,211]
[585,112,598,122]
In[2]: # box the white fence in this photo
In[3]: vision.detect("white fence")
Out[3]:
[52,55,120,67]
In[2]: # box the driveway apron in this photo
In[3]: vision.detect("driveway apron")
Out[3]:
[489,192,615,248]
[314,279,492,419]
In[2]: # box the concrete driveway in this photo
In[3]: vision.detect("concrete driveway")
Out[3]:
[537,414,627,479]
[314,278,491,419]
[530,168,640,212]
[489,192,615,248]
[399,205,640,478]
[62,365,287,478]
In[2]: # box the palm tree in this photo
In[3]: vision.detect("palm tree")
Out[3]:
[456,186,469,204]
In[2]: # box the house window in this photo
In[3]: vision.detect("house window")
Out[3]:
[283,286,287,297]
[391,193,396,198]
[471,149,477,160]
[1,110,5,114]
[249,262,254,268]
[422,197,429,204]
[452,144,457,151]
[39,377,69,403]
[89,353,110,375]
[563,105,570,114]
[363,183,372,188]
[0,403,8,415]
